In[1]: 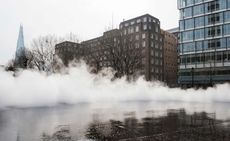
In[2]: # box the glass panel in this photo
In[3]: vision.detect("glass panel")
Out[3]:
[193,4,204,16]
[195,16,204,27]
[184,7,193,18]
[182,31,194,41]
[224,11,230,23]
[183,42,195,52]
[195,28,204,39]
[180,20,184,30]
[196,41,203,51]
[224,24,230,35]
[185,18,194,29]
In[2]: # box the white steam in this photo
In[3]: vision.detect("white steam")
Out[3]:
[0,63,230,108]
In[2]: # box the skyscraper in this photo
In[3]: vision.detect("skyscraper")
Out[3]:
[14,25,27,68]
[178,0,230,86]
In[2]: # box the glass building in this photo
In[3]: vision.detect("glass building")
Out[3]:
[178,0,230,86]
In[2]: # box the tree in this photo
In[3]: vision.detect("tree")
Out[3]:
[26,35,59,72]
[27,33,79,72]
[84,32,143,79]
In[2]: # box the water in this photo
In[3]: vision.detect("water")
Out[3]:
[1,101,230,141]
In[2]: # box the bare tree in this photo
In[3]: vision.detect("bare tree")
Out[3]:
[27,33,79,72]
[103,36,143,79]
[84,33,142,79]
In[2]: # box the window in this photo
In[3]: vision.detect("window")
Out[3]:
[135,43,139,48]
[193,4,204,16]
[206,39,222,49]
[221,38,227,48]
[179,20,184,30]
[155,26,159,32]
[137,19,141,23]
[224,24,230,35]
[195,16,204,27]
[124,29,127,35]
[196,41,203,51]
[227,37,230,48]
[183,42,195,52]
[228,0,230,8]
[155,43,159,49]
[135,26,139,32]
[142,41,146,47]
[143,24,147,30]
[142,33,146,39]
[181,55,186,64]
[195,29,204,39]
[136,35,140,40]
[155,51,159,57]
[143,17,147,22]
[216,52,223,62]
[224,11,230,23]
[185,18,194,29]
[205,26,222,38]
[206,1,220,13]
[151,41,154,47]
[194,0,202,4]
[182,30,193,41]
[186,0,194,6]
[205,13,223,25]
[178,0,186,8]
[150,33,154,39]
[184,7,192,18]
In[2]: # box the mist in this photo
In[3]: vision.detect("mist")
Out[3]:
[0,62,230,109]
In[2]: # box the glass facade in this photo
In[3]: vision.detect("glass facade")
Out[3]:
[178,0,230,85]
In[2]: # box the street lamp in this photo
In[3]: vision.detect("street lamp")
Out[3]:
[191,67,194,87]
[209,60,213,86]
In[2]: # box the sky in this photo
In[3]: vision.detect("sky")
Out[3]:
[0,0,179,65]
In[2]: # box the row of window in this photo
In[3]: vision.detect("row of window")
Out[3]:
[180,24,230,42]
[180,51,230,65]
[178,0,212,8]
[180,37,230,53]
[179,69,230,76]
[123,24,159,35]
[180,0,230,18]
[180,11,230,30]
[120,16,159,29]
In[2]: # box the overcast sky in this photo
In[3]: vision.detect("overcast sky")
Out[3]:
[0,0,179,64]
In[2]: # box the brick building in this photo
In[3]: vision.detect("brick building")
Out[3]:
[55,14,178,84]
[162,30,178,86]
[55,41,82,66]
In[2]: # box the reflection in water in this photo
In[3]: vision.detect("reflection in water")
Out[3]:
[1,102,230,141]
[85,109,230,141]
[40,109,230,141]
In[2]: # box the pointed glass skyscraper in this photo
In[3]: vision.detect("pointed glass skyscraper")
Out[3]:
[15,25,27,68]
[15,25,25,59]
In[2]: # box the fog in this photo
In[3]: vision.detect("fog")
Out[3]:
[1,63,230,141]
[0,63,230,109]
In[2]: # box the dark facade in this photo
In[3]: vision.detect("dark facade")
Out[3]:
[55,14,179,83]
[119,14,164,81]
[162,30,178,86]
[55,41,82,66]
[178,0,230,86]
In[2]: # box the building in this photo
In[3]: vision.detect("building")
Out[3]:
[119,14,164,81]
[167,27,180,38]
[81,29,121,73]
[55,41,82,66]
[162,30,178,86]
[178,0,230,86]
[55,14,179,83]
[14,25,27,68]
